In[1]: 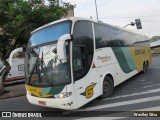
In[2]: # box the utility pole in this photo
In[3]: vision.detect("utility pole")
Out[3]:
[95,0,99,21]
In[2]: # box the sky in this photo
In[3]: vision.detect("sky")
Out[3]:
[63,0,160,38]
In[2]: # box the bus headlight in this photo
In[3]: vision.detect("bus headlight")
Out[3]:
[54,92,72,99]
[27,91,31,95]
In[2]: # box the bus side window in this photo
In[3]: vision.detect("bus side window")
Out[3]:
[73,46,88,80]
[94,23,111,48]
[73,21,94,81]
[73,46,86,72]
[110,28,123,47]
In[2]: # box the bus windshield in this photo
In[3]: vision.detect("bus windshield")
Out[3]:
[26,44,71,86]
[29,21,71,47]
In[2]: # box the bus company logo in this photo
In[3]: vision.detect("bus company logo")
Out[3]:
[80,83,97,99]
[135,49,145,55]
[97,55,111,63]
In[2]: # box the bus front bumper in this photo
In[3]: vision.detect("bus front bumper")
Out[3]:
[26,92,76,110]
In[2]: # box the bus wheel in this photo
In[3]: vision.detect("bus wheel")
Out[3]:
[99,76,114,99]
[143,62,147,73]
[146,61,149,69]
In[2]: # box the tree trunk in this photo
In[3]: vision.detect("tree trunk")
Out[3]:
[0,59,11,95]
[0,71,5,95]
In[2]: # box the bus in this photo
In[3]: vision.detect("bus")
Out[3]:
[0,48,25,83]
[25,17,152,110]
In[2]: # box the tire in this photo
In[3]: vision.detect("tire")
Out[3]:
[99,76,114,99]
[142,62,147,73]
[146,61,149,70]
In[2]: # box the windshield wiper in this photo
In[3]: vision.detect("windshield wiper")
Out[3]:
[27,48,39,83]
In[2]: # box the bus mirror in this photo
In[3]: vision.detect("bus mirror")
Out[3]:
[57,34,71,62]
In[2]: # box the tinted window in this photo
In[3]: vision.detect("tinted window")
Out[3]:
[95,24,125,48]
[110,28,124,47]
[95,24,111,48]
[121,31,130,46]
[134,35,150,47]
[130,33,137,45]
[73,21,94,80]
[94,23,149,48]
[73,46,86,71]
[121,32,149,47]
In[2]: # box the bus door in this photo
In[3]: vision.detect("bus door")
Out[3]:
[73,46,100,108]
[72,21,101,107]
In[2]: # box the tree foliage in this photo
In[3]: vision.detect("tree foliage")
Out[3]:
[0,0,71,60]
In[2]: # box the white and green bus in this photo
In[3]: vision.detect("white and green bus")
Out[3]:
[25,17,152,110]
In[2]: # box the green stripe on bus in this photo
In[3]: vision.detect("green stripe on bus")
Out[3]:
[112,47,136,73]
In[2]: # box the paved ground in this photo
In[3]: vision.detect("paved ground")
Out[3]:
[0,82,25,100]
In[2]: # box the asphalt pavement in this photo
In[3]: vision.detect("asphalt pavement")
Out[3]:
[0,81,25,100]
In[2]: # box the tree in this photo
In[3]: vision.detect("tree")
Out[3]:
[0,0,71,95]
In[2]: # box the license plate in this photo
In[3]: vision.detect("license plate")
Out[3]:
[38,101,46,105]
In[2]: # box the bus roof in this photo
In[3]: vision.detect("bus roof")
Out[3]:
[31,17,147,39]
